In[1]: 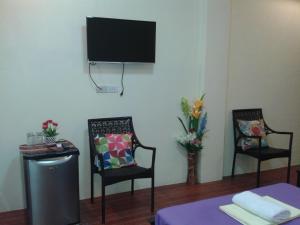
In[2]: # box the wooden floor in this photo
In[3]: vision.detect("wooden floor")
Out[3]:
[0,166,298,225]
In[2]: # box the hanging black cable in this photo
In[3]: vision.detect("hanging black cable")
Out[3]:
[88,62,102,90]
[120,63,125,96]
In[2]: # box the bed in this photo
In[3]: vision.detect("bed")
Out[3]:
[155,183,300,225]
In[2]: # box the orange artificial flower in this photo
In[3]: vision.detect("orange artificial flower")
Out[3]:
[194,99,203,110]
[191,109,201,119]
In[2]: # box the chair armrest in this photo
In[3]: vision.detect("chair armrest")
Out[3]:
[265,126,293,151]
[139,143,156,151]
[267,128,293,135]
[135,144,156,170]
[264,123,293,135]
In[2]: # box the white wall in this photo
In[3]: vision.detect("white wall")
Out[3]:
[200,0,231,182]
[0,0,227,212]
[224,0,300,176]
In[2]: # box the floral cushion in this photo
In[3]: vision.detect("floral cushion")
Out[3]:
[94,133,136,169]
[237,120,268,150]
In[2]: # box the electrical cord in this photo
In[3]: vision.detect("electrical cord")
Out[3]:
[88,62,125,96]
[120,63,125,96]
[88,62,102,90]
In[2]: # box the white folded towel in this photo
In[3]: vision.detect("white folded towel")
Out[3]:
[232,191,291,223]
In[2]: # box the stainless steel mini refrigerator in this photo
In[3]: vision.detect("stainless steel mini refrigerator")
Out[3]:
[23,146,80,225]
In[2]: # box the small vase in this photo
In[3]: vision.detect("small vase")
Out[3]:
[187,151,198,185]
[44,136,56,144]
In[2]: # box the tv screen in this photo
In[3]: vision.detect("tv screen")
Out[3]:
[86,17,156,63]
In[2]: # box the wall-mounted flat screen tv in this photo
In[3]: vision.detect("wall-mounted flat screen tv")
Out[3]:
[86,17,156,63]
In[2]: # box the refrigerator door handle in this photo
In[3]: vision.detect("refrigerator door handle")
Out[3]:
[35,155,73,166]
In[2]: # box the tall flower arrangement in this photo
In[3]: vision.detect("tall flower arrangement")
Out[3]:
[177,95,207,152]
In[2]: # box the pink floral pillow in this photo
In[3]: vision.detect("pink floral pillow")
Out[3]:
[106,134,131,155]
[237,119,269,150]
[94,133,136,169]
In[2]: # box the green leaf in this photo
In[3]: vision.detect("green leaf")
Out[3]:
[200,94,205,100]
[123,134,131,141]
[99,144,108,153]
[177,117,188,134]
[99,138,107,145]
[110,157,120,168]
[181,97,191,118]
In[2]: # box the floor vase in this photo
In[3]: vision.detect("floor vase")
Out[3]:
[187,152,198,185]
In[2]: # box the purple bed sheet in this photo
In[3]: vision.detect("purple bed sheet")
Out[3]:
[155,183,300,225]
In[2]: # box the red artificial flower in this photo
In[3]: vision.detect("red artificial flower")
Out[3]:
[53,122,58,127]
[251,127,261,136]
[42,124,48,129]
[47,119,53,123]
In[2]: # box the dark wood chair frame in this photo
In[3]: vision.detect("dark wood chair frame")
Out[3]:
[88,117,156,224]
[231,108,293,187]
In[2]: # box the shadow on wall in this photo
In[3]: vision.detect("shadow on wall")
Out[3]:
[223,110,257,175]
[1,157,25,212]
[80,129,92,199]
[223,109,290,177]
[82,124,132,198]
[80,25,154,89]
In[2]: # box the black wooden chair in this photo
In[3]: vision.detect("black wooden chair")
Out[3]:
[88,117,156,224]
[232,108,293,187]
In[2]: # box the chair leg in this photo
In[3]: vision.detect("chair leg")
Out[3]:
[231,152,237,178]
[151,177,154,212]
[287,155,292,183]
[102,184,106,224]
[256,160,261,188]
[91,173,94,203]
[131,179,134,195]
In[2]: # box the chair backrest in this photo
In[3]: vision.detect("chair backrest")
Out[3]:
[88,117,134,136]
[232,108,264,148]
[232,108,263,122]
[88,117,138,171]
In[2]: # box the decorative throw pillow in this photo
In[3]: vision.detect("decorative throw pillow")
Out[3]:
[237,120,268,150]
[94,133,136,169]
